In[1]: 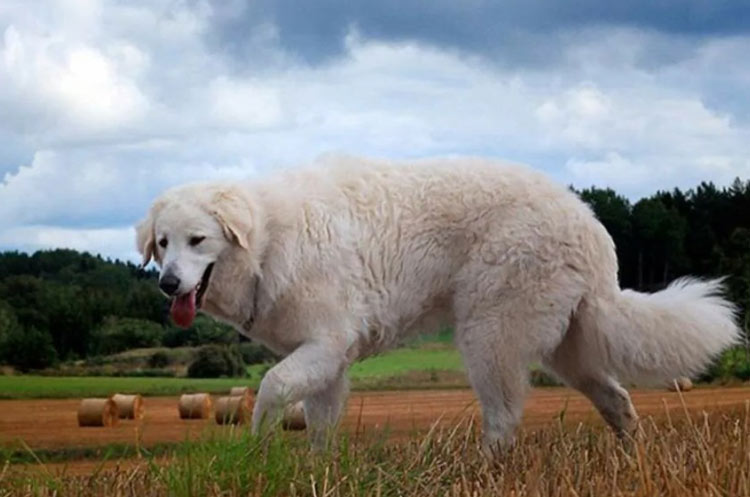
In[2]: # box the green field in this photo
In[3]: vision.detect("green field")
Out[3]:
[0,375,254,400]
[0,345,466,399]
[350,346,462,378]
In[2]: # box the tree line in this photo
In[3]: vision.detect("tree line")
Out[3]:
[578,178,750,325]
[1,177,750,371]
[0,250,248,371]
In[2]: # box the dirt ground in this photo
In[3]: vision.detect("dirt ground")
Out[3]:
[3,386,749,455]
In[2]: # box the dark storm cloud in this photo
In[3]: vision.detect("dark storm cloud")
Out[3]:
[207,0,750,66]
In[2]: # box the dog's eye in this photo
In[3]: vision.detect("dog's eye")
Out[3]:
[189,236,205,247]
[159,238,168,249]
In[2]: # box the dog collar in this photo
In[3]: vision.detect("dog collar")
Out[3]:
[242,274,261,333]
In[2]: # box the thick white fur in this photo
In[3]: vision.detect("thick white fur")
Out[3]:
[136,155,740,453]
[585,277,739,384]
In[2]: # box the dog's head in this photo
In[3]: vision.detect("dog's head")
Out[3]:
[135,183,260,328]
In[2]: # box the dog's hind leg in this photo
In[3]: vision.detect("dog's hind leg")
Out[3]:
[454,271,585,456]
[303,373,349,451]
[456,311,541,457]
[543,316,638,436]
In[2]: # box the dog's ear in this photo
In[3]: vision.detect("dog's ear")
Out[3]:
[135,210,157,267]
[209,186,254,250]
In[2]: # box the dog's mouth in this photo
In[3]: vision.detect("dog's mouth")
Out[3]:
[195,263,214,308]
[170,263,214,329]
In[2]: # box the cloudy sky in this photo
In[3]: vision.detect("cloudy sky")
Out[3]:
[1,0,749,261]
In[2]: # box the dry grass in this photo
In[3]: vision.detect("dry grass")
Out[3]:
[4,402,750,496]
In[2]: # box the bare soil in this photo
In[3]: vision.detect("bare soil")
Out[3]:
[3,386,749,455]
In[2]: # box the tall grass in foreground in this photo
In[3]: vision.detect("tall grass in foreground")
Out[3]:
[4,404,750,496]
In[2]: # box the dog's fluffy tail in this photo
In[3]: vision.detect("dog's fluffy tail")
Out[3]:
[578,278,740,384]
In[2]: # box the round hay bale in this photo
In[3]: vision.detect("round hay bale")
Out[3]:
[178,393,213,419]
[215,395,252,425]
[667,377,694,392]
[229,386,253,399]
[111,394,144,420]
[78,398,119,427]
[282,401,306,431]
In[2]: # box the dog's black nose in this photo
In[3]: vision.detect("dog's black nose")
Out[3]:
[159,274,181,296]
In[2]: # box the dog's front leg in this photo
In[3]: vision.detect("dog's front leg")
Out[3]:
[303,373,349,451]
[251,340,347,439]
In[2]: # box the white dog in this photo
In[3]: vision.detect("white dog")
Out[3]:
[136,156,739,453]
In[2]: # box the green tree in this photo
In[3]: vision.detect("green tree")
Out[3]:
[126,280,166,324]
[0,300,21,345]
[39,282,93,359]
[91,317,165,355]
[0,275,48,331]
[0,327,58,372]
[162,315,236,347]
[0,249,162,362]
[684,182,726,276]
[238,341,278,365]
[579,187,634,286]
[721,228,750,347]
[631,198,686,289]
[187,345,246,378]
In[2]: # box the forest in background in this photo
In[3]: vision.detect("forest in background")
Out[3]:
[2,178,750,373]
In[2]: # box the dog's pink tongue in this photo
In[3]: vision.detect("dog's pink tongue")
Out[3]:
[171,291,196,329]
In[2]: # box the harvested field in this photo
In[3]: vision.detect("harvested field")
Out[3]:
[2,386,749,452]
[4,386,750,495]
[4,395,750,496]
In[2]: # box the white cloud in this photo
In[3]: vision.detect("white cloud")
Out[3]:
[0,2,749,260]
[0,24,149,138]
[0,225,138,261]
[566,153,661,191]
[206,76,285,130]
[0,149,262,231]
[536,85,613,150]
